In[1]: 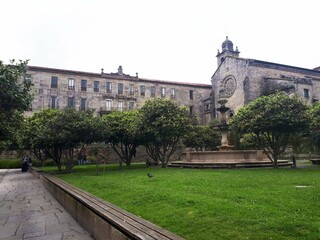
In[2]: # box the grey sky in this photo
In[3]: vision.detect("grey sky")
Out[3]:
[1,0,319,84]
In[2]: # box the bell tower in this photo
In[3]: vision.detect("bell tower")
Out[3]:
[216,36,240,66]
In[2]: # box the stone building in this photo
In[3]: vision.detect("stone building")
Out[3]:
[211,37,320,118]
[27,65,212,123]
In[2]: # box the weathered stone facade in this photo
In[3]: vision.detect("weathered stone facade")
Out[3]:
[27,66,212,123]
[211,37,320,117]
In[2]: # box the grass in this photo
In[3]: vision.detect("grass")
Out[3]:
[46,164,320,240]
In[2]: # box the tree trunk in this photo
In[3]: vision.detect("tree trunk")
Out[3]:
[273,157,278,168]
[44,146,63,172]
[65,147,74,173]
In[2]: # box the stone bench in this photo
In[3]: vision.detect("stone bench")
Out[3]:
[310,159,320,165]
[30,168,184,240]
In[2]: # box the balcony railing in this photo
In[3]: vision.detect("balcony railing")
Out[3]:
[102,92,137,100]
[99,106,137,113]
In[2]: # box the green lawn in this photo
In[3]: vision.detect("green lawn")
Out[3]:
[51,164,320,240]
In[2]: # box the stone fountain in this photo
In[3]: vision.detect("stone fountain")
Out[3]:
[215,98,234,151]
[168,98,289,168]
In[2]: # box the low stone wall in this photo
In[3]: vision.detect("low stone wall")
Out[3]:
[30,168,184,240]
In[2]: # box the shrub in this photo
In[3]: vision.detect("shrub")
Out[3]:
[0,159,21,169]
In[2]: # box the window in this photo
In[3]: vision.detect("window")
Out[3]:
[68,78,75,90]
[106,82,112,93]
[189,90,194,100]
[67,97,74,108]
[304,89,309,99]
[161,87,166,97]
[189,106,193,115]
[51,96,57,109]
[118,83,123,95]
[81,79,87,91]
[94,81,99,92]
[80,98,86,111]
[106,99,112,111]
[129,101,134,110]
[140,85,145,96]
[151,86,156,97]
[171,88,175,98]
[118,101,123,111]
[129,84,134,95]
[51,76,58,88]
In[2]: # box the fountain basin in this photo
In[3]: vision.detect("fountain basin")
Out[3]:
[183,150,268,163]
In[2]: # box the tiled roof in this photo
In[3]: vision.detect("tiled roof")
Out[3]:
[27,65,211,88]
[247,59,320,76]
[313,66,320,71]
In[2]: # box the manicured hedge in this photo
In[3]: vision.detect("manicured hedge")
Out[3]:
[0,159,22,169]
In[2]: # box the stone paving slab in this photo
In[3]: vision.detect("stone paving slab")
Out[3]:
[0,169,93,240]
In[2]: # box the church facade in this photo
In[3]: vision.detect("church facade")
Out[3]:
[211,37,320,118]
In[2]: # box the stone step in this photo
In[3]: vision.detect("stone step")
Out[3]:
[168,161,292,169]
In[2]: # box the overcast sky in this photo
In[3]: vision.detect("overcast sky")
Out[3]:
[1,0,319,84]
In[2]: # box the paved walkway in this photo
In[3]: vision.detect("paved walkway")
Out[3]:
[0,169,93,240]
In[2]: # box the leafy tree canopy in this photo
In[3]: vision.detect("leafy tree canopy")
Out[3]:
[100,110,141,166]
[308,102,320,152]
[139,98,193,167]
[183,124,221,151]
[0,60,33,112]
[309,101,320,130]
[0,60,33,145]
[230,92,310,166]
[19,108,99,172]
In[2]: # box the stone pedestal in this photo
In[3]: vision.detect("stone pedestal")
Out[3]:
[217,125,234,151]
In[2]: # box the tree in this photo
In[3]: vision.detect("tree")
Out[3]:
[183,124,221,151]
[18,114,47,166]
[19,108,100,172]
[308,102,320,153]
[0,60,32,113]
[230,92,310,167]
[18,109,62,168]
[309,102,320,129]
[0,60,33,148]
[100,111,140,167]
[87,142,111,175]
[50,108,99,172]
[1,112,25,151]
[139,98,193,167]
